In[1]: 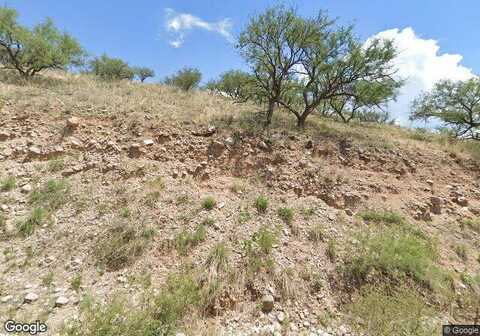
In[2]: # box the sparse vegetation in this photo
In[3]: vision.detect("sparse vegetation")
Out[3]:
[255,195,268,213]
[0,176,16,191]
[70,273,82,292]
[455,244,468,262]
[175,225,207,256]
[277,207,294,224]
[201,196,216,210]
[308,223,325,242]
[164,67,202,91]
[358,209,405,225]
[243,227,277,273]
[17,207,47,237]
[30,179,69,210]
[47,159,65,172]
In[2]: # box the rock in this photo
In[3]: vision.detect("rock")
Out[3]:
[426,179,434,186]
[455,197,468,207]
[207,141,225,158]
[66,116,80,130]
[143,139,154,146]
[21,184,32,193]
[429,196,442,214]
[1,295,13,303]
[55,296,69,307]
[345,208,353,216]
[24,292,39,303]
[192,125,216,137]
[28,145,42,156]
[128,143,146,158]
[305,140,313,149]
[0,131,11,141]
[261,294,274,313]
[224,137,235,146]
[258,141,269,151]
[277,311,286,323]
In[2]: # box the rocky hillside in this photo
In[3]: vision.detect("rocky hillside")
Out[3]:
[0,73,479,335]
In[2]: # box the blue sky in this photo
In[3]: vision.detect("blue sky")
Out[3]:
[11,0,480,123]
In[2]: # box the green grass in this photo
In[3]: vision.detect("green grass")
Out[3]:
[30,179,69,210]
[175,224,207,256]
[344,226,449,294]
[17,207,47,237]
[326,239,337,262]
[243,227,277,274]
[47,158,65,172]
[119,207,131,218]
[206,243,229,272]
[277,207,293,224]
[201,196,216,210]
[255,195,268,213]
[308,223,325,242]
[71,273,82,292]
[358,209,405,225]
[461,218,480,233]
[0,176,16,191]
[348,285,438,336]
[95,220,154,271]
[42,271,55,287]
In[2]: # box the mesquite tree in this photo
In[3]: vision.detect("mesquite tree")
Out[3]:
[410,78,480,139]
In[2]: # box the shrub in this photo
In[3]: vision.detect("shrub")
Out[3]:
[133,66,155,82]
[30,179,69,210]
[0,7,84,78]
[175,225,206,256]
[47,159,65,172]
[308,223,324,242]
[164,67,201,91]
[95,220,154,271]
[0,176,16,191]
[206,243,229,273]
[348,286,438,336]
[461,218,480,233]
[358,209,405,225]
[70,273,82,292]
[255,196,268,213]
[243,227,277,274]
[89,54,134,81]
[277,207,293,224]
[201,196,216,210]
[17,207,47,237]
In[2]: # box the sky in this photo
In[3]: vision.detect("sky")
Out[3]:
[10,0,480,124]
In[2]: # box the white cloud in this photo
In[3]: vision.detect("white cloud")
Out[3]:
[164,8,233,48]
[367,27,474,125]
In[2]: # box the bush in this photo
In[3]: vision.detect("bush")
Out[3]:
[277,207,293,224]
[164,67,201,91]
[17,207,47,237]
[205,69,255,101]
[348,286,438,336]
[201,196,216,210]
[95,220,154,271]
[255,196,268,213]
[89,54,134,80]
[0,7,84,78]
[0,176,16,191]
[30,179,69,210]
[358,209,405,225]
[133,66,155,82]
[174,225,206,256]
[243,227,277,273]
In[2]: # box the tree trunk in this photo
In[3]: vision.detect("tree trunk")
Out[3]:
[296,114,307,128]
[264,99,275,127]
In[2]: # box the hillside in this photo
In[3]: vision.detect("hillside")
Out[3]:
[0,72,479,335]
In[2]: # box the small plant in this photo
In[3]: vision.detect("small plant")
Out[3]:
[243,227,278,274]
[254,226,277,254]
[326,239,337,262]
[1,176,16,191]
[301,206,315,219]
[206,243,229,273]
[201,217,215,226]
[277,207,294,224]
[148,176,165,191]
[30,179,69,210]
[175,225,207,256]
[42,271,54,287]
[47,159,65,172]
[358,210,405,225]
[255,195,268,213]
[230,179,247,194]
[70,273,82,292]
[238,209,251,224]
[17,207,47,236]
[455,244,468,262]
[461,218,480,233]
[95,220,154,271]
[119,207,131,218]
[202,196,216,210]
[308,223,325,242]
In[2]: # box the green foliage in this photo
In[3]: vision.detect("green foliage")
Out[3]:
[206,243,229,272]
[344,226,450,295]
[308,223,324,242]
[348,286,438,336]
[255,195,268,213]
[0,176,16,191]
[174,225,206,256]
[461,217,480,233]
[164,67,201,91]
[89,54,134,80]
[358,209,406,225]
[17,207,47,237]
[30,179,69,210]
[277,207,293,224]
[206,70,256,102]
[47,158,65,172]
[95,220,154,271]
[201,196,216,210]
[237,5,400,127]
[133,66,155,82]
[0,7,84,78]
[326,239,337,262]
[70,273,82,292]
[243,227,277,273]
[411,78,480,139]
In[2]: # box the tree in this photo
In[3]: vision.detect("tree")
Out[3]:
[89,54,134,81]
[410,78,480,139]
[277,19,400,128]
[206,70,256,102]
[328,79,400,123]
[237,6,315,127]
[164,67,201,91]
[134,66,155,82]
[0,7,84,78]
